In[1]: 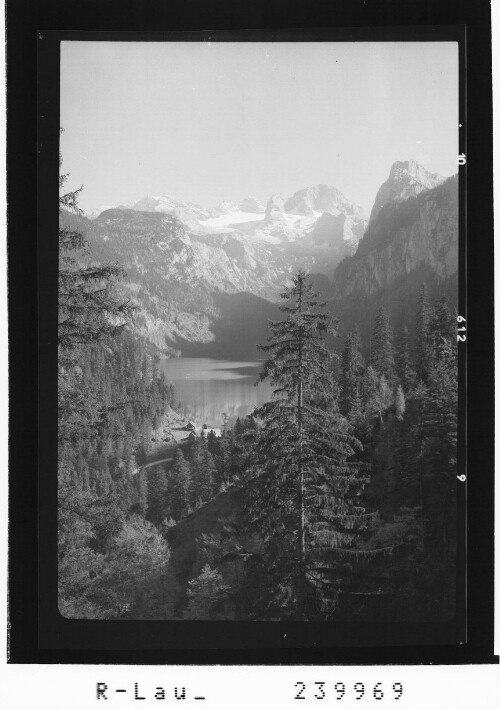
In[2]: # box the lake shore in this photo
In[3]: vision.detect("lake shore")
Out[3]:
[159,357,272,426]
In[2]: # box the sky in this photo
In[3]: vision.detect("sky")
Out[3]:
[60,41,459,216]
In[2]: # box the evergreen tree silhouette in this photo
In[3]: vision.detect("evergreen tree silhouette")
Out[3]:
[248,271,384,619]
[369,306,395,382]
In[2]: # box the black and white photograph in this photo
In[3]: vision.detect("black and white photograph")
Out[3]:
[56,38,462,628]
[4,2,498,703]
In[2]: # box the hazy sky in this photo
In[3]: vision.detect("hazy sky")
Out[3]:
[60,41,458,215]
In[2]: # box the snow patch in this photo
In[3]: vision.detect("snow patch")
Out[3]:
[200,211,266,229]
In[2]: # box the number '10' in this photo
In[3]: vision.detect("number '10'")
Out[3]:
[294,682,403,700]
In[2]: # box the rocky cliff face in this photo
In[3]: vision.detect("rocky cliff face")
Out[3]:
[61,207,294,354]
[370,160,445,222]
[240,197,265,213]
[92,208,286,295]
[264,194,286,221]
[333,174,458,298]
[285,183,365,220]
[324,167,458,351]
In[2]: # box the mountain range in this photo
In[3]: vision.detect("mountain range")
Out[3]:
[62,160,458,357]
[87,182,367,254]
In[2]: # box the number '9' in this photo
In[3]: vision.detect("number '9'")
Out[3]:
[393,683,403,699]
[334,682,345,699]
[354,683,365,699]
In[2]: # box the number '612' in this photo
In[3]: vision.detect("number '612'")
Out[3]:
[457,315,466,342]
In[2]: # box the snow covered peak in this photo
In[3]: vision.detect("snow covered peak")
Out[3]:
[284,184,364,219]
[265,194,286,221]
[87,183,367,252]
[239,197,265,213]
[218,200,240,214]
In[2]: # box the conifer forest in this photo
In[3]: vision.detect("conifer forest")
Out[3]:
[58,159,458,623]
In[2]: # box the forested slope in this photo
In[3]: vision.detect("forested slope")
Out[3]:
[58,155,459,623]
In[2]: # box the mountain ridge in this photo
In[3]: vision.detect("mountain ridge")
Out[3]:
[325,171,458,351]
[85,182,367,253]
[369,159,445,222]
[66,160,458,357]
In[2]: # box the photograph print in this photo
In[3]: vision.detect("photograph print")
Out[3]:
[57,38,461,629]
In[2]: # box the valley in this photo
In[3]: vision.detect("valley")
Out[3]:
[55,39,464,629]
[58,157,460,623]
[63,159,458,360]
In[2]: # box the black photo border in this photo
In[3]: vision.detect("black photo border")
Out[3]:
[7,0,496,664]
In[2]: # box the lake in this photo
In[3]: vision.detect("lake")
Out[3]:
[159,357,274,426]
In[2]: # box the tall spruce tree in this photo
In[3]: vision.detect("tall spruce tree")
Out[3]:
[395,326,416,391]
[146,465,170,526]
[369,306,395,382]
[247,271,383,620]
[167,449,191,520]
[58,148,134,444]
[340,326,364,417]
[59,180,133,355]
[429,296,455,362]
[184,564,231,620]
[395,385,406,421]
[219,413,232,487]
[415,283,432,382]
[189,434,217,506]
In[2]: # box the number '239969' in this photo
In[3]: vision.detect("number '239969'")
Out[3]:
[294,681,403,701]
